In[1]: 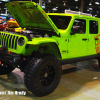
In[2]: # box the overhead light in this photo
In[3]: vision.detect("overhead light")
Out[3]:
[42,6,45,9]
[76,6,78,9]
[89,8,93,10]
[95,2,99,5]
[87,9,89,11]
[89,2,92,6]
[4,8,7,9]
[94,15,97,17]
[42,2,45,9]
[48,0,51,2]
[75,0,78,1]
[64,3,66,6]
[52,8,57,11]
[1,0,9,1]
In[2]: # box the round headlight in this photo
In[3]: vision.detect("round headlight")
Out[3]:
[18,37,25,46]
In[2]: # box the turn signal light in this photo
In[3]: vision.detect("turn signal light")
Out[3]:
[0,48,2,50]
[8,51,11,54]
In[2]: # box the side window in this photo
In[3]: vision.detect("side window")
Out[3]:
[89,20,98,34]
[73,19,86,34]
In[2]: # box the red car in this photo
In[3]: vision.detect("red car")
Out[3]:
[0,17,7,31]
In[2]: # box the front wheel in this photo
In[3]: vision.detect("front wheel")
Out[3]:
[24,54,62,97]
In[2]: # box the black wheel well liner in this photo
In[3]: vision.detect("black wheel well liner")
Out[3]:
[37,42,62,59]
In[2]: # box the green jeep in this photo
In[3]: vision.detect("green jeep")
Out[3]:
[0,1,100,96]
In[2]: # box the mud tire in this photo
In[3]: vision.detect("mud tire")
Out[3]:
[24,54,62,97]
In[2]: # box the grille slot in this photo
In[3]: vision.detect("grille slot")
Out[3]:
[7,35,10,48]
[12,36,15,49]
[0,33,19,50]
[15,36,18,50]
[9,35,12,48]
[0,33,1,45]
[2,33,4,46]
[4,34,7,47]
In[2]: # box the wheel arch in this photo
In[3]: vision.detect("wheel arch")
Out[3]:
[34,42,62,60]
[25,41,62,60]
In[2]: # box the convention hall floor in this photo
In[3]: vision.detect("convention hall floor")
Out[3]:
[0,59,100,100]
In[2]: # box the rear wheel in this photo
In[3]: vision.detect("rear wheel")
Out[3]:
[24,54,62,97]
[97,58,100,69]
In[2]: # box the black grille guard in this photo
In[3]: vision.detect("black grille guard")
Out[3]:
[0,50,20,66]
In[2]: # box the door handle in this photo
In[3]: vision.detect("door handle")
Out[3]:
[95,38,99,40]
[82,38,88,41]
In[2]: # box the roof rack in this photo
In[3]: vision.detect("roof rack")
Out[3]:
[65,10,92,17]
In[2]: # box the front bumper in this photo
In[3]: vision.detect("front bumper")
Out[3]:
[0,51,21,66]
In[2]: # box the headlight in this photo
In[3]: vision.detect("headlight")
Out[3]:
[18,37,25,46]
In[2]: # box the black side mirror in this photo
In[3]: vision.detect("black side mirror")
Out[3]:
[71,26,80,35]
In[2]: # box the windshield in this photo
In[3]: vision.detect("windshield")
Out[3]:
[49,15,71,29]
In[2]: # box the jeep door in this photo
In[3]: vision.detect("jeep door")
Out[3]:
[87,19,100,54]
[67,18,88,57]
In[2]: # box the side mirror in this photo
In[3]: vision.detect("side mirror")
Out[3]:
[71,26,80,35]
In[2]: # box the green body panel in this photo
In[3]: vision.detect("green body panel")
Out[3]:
[26,38,57,45]
[24,37,68,59]
[67,17,87,57]
[0,1,100,61]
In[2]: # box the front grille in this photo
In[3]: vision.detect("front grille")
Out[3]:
[0,32,19,50]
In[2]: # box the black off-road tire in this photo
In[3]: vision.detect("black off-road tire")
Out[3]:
[24,54,62,97]
[0,63,15,75]
[97,58,100,69]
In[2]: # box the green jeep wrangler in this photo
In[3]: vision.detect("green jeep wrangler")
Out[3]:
[0,1,100,97]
